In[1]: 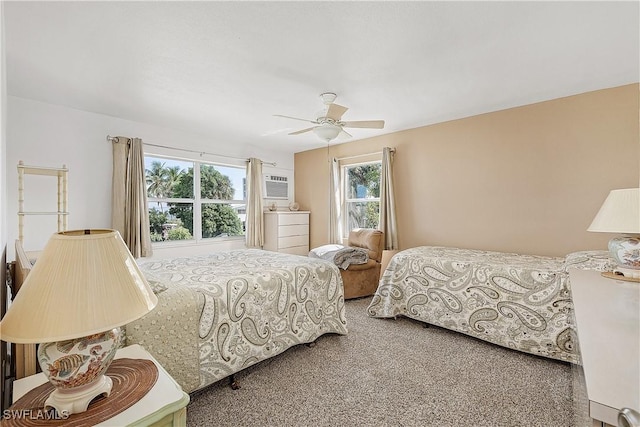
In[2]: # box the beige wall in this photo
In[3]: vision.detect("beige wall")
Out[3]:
[294,84,639,257]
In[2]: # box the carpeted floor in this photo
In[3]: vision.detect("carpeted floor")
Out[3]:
[186,297,591,427]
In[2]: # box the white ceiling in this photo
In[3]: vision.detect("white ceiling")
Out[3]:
[4,1,639,154]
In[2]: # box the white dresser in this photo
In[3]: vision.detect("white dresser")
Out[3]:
[263,211,310,256]
[569,268,640,427]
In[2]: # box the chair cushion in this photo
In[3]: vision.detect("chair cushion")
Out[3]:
[348,229,384,262]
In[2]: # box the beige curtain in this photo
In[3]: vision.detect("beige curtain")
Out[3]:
[111,136,152,258]
[379,147,398,250]
[329,157,343,244]
[245,157,264,248]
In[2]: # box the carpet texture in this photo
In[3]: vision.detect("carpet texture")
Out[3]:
[187,297,591,427]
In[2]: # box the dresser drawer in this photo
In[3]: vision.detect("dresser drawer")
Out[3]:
[279,245,309,256]
[278,213,309,226]
[278,224,309,238]
[278,235,308,249]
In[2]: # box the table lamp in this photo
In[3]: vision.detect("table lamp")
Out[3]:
[0,229,158,415]
[588,188,640,279]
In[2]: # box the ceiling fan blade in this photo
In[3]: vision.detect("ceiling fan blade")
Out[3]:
[288,127,316,135]
[274,114,318,124]
[340,129,352,138]
[342,120,385,129]
[326,103,348,121]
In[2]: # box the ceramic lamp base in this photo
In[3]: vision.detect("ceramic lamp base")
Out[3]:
[609,235,640,278]
[37,328,122,415]
[44,374,113,415]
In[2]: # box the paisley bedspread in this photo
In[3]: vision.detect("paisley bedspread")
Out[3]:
[126,249,347,392]
[367,246,613,364]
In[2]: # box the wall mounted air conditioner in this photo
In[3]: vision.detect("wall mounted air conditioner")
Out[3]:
[263,174,289,199]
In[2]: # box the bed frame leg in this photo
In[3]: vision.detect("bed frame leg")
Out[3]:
[229,374,240,390]
[305,340,317,348]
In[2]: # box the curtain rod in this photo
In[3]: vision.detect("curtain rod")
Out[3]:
[335,147,395,162]
[106,135,277,167]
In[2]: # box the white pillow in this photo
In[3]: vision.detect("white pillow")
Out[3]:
[309,244,345,258]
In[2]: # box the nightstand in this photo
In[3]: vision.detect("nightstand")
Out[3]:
[569,268,640,427]
[11,344,189,427]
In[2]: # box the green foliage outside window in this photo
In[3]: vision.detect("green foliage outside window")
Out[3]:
[346,164,380,198]
[346,163,381,231]
[146,161,183,199]
[201,203,244,238]
[167,226,192,240]
[149,207,168,242]
[169,166,243,238]
[149,208,168,235]
[145,160,244,241]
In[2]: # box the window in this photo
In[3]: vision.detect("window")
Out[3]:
[343,161,381,235]
[145,155,246,243]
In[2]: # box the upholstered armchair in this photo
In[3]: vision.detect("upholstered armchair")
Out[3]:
[341,228,384,299]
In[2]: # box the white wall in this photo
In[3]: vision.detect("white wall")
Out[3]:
[1,2,9,408]
[1,3,6,253]
[6,96,295,259]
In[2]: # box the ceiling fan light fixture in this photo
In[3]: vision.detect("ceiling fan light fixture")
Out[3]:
[275,93,384,142]
[314,124,341,142]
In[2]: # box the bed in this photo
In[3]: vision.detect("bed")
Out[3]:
[367,246,613,364]
[12,244,347,393]
[127,249,347,392]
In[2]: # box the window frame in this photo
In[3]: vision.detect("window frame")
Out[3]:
[145,153,247,245]
[342,160,382,236]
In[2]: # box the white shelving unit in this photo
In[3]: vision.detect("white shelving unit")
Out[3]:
[17,160,69,245]
[13,161,69,380]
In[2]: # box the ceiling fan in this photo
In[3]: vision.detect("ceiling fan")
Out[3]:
[274,93,385,142]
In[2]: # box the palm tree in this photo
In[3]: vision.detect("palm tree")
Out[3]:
[166,165,182,196]
[146,161,169,211]
[200,165,234,200]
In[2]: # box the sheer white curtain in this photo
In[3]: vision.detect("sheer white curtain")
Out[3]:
[111,136,152,258]
[245,157,264,248]
[328,157,343,244]
[379,147,398,250]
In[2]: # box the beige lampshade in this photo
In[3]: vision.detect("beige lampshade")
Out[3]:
[588,188,640,233]
[0,229,158,344]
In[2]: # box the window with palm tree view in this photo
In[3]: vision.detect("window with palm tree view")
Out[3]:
[344,161,381,235]
[145,156,246,242]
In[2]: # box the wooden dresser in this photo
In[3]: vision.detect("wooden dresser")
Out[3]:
[263,211,310,256]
